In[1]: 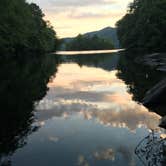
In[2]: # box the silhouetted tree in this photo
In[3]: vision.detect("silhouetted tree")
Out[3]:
[0,0,58,55]
[65,34,114,51]
[116,0,166,53]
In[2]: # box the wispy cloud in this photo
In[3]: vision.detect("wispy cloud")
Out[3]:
[37,0,117,7]
[68,11,124,19]
[27,0,132,39]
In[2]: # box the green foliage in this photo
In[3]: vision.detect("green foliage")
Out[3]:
[65,34,114,51]
[0,0,58,55]
[116,0,166,53]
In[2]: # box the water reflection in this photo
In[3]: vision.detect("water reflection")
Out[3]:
[56,49,124,55]
[36,63,160,131]
[135,130,166,166]
[0,51,165,166]
[116,52,165,116]
[0,54,59,165]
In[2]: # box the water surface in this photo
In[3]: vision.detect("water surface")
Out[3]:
[0,51,165,166]
[56,49,124,55]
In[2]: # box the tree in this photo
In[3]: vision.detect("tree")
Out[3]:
[65,34,114,51]
[116,0,166,53]
[0,0,58,55]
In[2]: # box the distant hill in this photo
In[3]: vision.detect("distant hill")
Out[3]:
[59,27,120,50]
[84,27,120,48]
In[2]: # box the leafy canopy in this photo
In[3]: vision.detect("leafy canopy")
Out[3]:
[0,0,58,54]
[116,0,166,53]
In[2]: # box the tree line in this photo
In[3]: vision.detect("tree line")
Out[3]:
[116,0,166,53]
[0,0,58,55]
[65,34,114,51]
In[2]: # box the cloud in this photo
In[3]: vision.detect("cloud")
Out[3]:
[35,91,160,131]
[27,0,132,37]
[27,0,124,18]
[93,148,115,161]
[48,90,116,102]
[79,147,135,165]
[27,0,117,11]
[68,11,123,19]
[35,99,98,121]
[77,155,90,166]
[49,136,60,143]
[48,0,117,7]
[88,104,160,131]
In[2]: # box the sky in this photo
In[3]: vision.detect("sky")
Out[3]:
[27,0,132,38]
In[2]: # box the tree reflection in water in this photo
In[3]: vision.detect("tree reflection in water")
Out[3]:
[135,130,166,166]
[116,52,166,166]
[0,54,59,166]
[116,51,165,105]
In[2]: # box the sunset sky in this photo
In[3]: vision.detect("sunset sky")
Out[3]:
[27,0,132,38]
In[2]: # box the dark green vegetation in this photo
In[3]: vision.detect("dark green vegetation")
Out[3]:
[116,0,166,53]
[84,27,119,48]
[59,27,119,50]
[0,0,58,55]
[117,51,165,116]
[0,54,59,165]
[64,34,114,51]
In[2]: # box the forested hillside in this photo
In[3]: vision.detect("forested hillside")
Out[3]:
[84,27,119,48]
[65,34,114,51]
[0,0,58,55]
[60,27,119,50]
[116,0,166,53]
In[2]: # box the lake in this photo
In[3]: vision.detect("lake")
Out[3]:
[0,50,165,166]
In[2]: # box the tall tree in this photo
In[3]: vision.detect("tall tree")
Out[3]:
[116,0,166,53]
[0,0,58,55]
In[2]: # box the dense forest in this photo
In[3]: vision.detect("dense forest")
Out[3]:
[0,0,58,55]
[116,0,166,53]
[65,34,114,51]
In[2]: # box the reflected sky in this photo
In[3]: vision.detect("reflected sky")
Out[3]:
[10,56,164,166]
[56,49,124,55]
[36,63,161,131]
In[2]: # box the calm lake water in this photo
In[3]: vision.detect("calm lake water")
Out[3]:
[0,50,165,166]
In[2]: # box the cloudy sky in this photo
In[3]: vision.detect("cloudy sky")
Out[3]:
[27,0,132,38]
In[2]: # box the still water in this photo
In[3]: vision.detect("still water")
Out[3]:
[0,51,165,166]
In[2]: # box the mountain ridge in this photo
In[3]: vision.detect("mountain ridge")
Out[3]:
[59,27,120,50]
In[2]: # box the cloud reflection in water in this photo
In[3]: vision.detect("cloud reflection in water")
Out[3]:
[35,64,160,131]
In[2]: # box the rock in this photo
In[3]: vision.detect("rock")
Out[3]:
[143,78,166,107]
